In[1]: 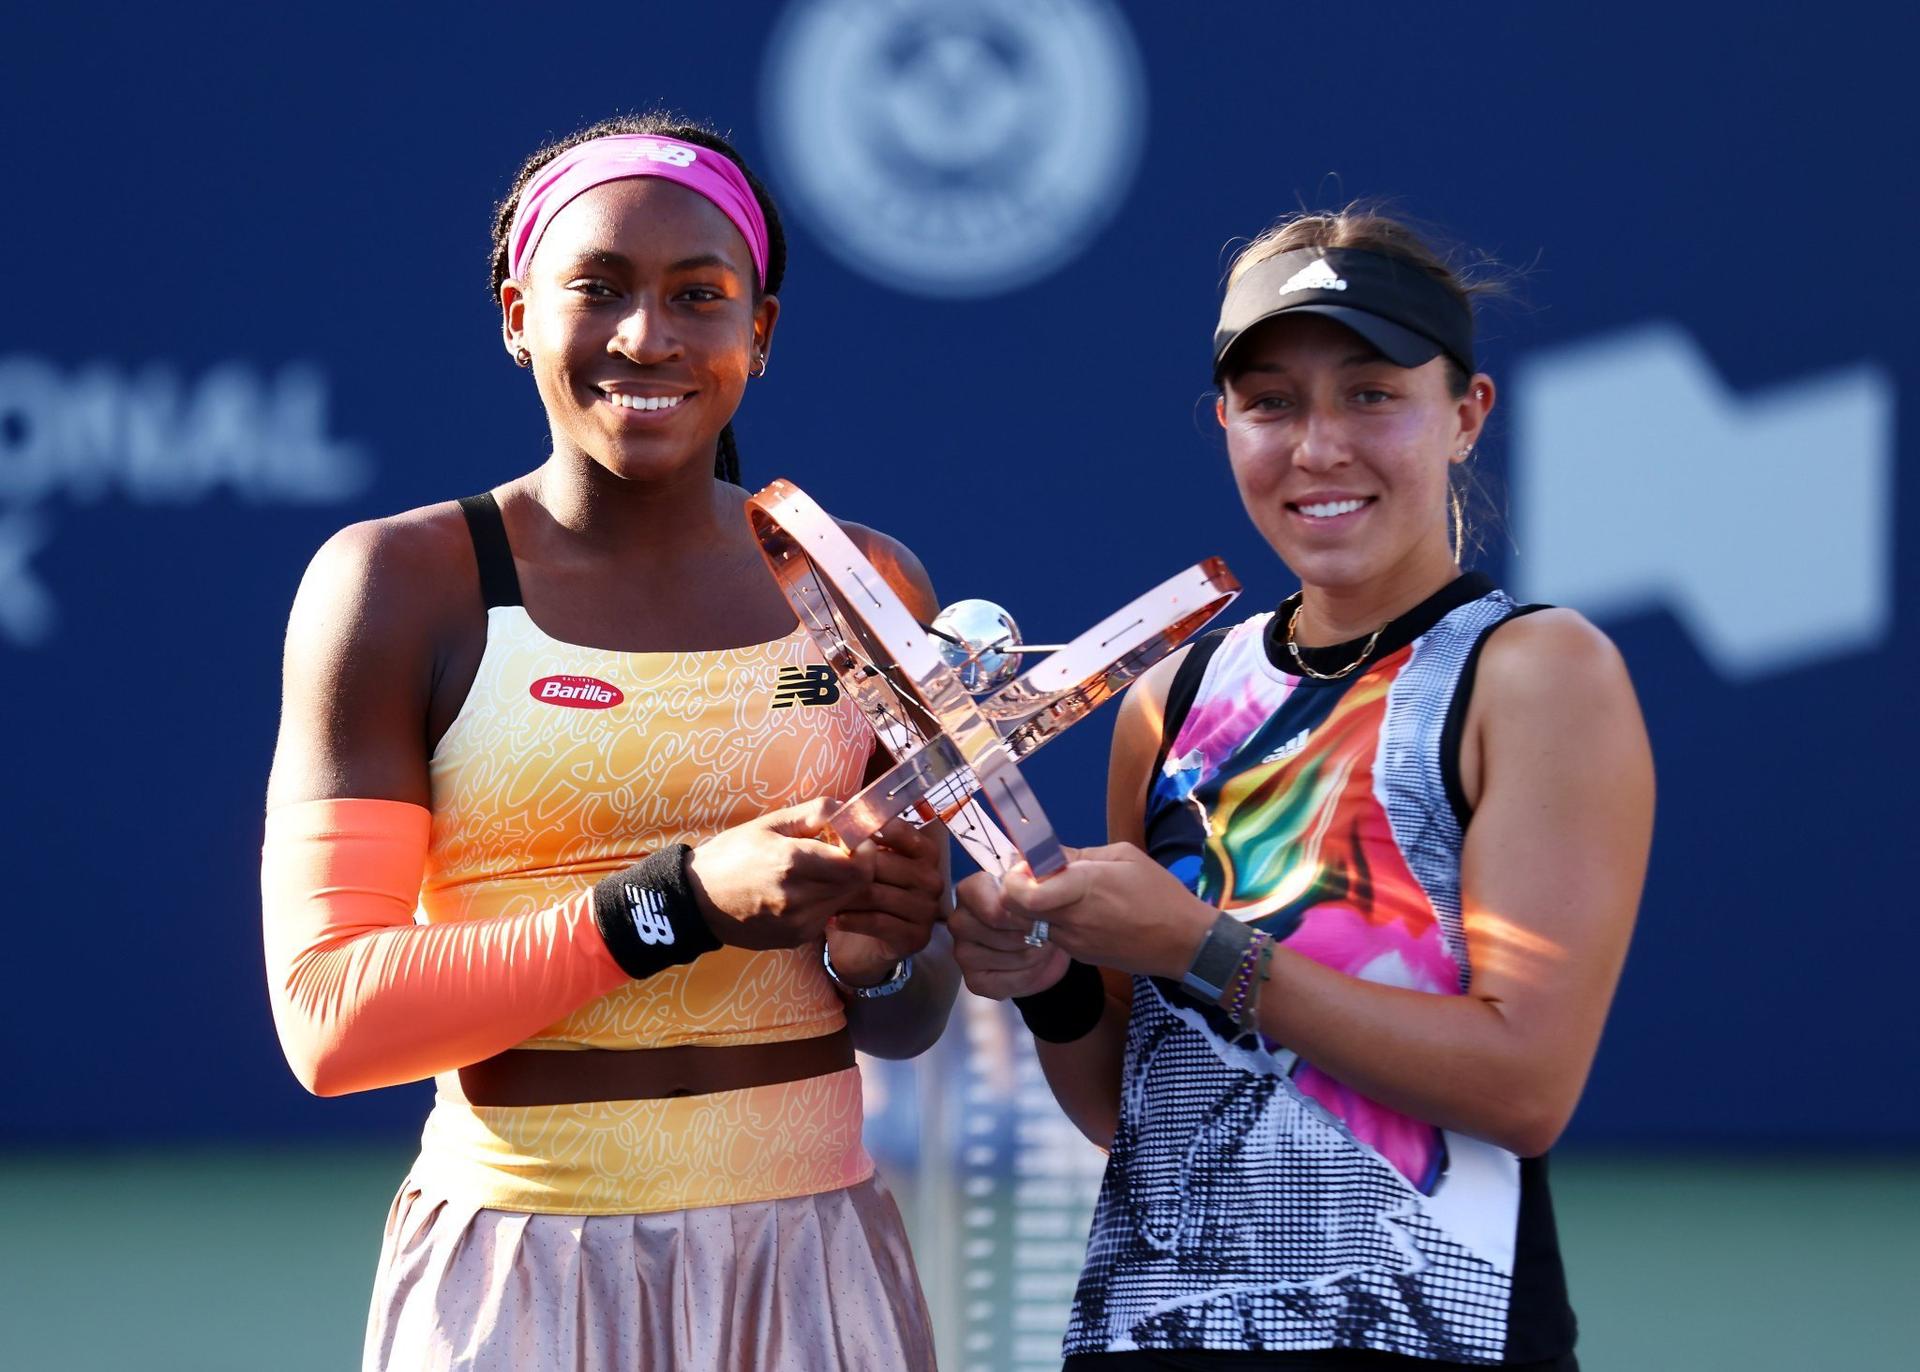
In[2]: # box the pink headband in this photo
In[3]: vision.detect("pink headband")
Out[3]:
[506,134,770,289]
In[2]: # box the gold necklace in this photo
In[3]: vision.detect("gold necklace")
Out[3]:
[1285,600,1385,681]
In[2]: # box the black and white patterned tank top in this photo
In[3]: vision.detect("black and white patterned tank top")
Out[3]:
[1064,573,1577,1367]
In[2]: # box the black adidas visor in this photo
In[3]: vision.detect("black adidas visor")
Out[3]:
[1212,247,1475,381]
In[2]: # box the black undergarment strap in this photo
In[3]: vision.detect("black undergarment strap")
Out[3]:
[1148,626,1231,781]
[457,492,523,609]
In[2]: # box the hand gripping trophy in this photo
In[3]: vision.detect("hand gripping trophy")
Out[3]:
[747,481,1239,945]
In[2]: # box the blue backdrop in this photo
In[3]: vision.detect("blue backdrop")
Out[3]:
[1,0,1911,1148]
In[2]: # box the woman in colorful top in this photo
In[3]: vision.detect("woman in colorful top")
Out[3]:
[262,114,954,1371]
[952,209,1653,1370]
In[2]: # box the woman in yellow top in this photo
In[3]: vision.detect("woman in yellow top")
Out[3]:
[262,114,955,1371]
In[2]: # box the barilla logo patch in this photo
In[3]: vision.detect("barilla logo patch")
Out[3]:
[530,675,624,709]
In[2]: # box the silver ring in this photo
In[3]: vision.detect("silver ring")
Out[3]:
[1024,920,1051,948]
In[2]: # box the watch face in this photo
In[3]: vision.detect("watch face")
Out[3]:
[854,955,914,998]
[825,944,912,998]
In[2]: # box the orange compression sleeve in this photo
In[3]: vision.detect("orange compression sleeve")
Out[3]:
[261,798,629,1097]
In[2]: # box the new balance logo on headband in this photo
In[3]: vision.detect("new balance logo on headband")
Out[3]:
[1278,259,1348,296]
[773,665,841,708]
[635,140,696,168]
[624,885,676,946]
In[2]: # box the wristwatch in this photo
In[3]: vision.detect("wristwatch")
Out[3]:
[1181,913,1255,1002]
[822,943,915,999]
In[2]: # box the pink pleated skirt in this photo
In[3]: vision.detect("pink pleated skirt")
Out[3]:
[363,1173,937,1371]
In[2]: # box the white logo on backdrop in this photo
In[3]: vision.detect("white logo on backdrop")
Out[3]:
[1510,323,1894,681]
[761,0,1147,299]
[0,357,371,648]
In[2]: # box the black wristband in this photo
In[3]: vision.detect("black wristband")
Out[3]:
[590,844,723,981]
[1014,959,1107,1044]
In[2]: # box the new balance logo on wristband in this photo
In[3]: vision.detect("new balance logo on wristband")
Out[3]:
[772,664,841,708]
[591,845,712,982]
[624,885,676,945]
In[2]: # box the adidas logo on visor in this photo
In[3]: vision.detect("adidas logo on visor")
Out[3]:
[1278,260,1348,296]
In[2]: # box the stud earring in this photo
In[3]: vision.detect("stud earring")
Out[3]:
[514,347,531,368]
[1455,445,1474,459]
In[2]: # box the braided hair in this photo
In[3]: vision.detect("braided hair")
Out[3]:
[490,114,788,485]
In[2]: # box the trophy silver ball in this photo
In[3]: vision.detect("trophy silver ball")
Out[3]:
[931,598,1023,695]
[747,478,1240,882]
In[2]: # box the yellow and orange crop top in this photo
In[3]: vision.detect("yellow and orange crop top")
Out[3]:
[268,493,877,1215]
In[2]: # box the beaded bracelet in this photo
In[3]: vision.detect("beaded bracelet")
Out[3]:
[1250,935,1276,1029]
[1225,930,1274,1033]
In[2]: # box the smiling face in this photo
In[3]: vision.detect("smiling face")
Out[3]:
[1217,313,1493,601]
[500,176,777,483]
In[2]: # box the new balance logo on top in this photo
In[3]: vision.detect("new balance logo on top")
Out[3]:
[772,664,841,708]
[624,885,676,946]
[1261,728,1313,764]
[1278,259,1347,296]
